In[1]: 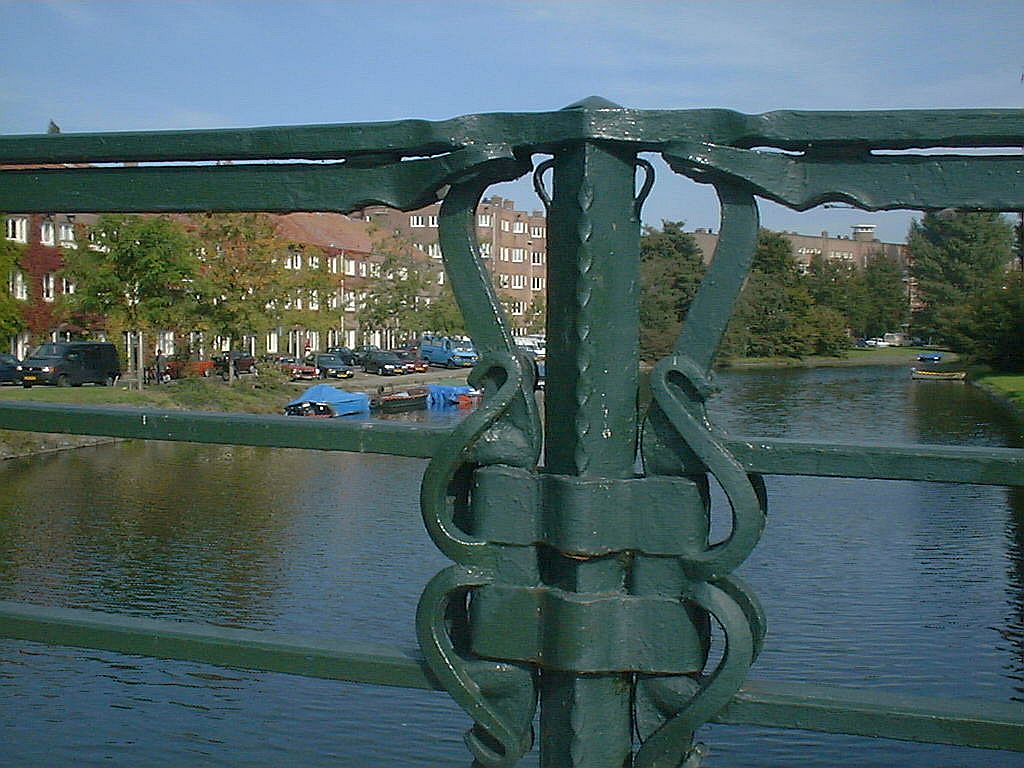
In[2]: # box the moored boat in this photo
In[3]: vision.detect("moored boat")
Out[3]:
[372,385,429,413]
[910,368,967,381]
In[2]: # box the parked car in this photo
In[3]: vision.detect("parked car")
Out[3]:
[18,342,120,388]
[213,350,259,379]
[351,345,380,366]
[272,355,319,380]
[393,350,429,373]
[163,357,214,380]
[419,334,478,368]
[362,350,405,375]
[306,352,354,379]
[325,346,355,366]
[0,353,20,384]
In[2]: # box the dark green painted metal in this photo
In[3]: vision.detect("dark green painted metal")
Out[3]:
[471,466,709,556]
[3,100,1024,766]
[0,145,522,214]
[0,600,436,690]
[665,143,1024,211]
[539,122,642,768]
[2,107,1023,166]
[2,601,1021,752]
[0,401,449,458]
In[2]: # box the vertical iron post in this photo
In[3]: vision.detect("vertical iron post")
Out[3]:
[540,123,642,767]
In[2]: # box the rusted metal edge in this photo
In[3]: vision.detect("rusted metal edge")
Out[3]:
[1,600,1020,751]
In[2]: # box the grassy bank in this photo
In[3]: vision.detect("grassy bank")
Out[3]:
[717,346,957,370]
[975,374,1024,413]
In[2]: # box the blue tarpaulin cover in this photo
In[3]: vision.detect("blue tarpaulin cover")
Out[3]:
[427,384,474,409]
[287,384,370,415]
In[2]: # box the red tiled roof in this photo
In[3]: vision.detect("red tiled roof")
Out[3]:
[273,212,373,254]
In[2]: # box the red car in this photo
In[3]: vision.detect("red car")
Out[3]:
[163,358,214,380]
[275,355,319,380]
[393,350,429,373]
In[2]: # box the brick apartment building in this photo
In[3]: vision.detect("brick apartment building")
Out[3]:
[3,212,98,359]
[689,223,907,271]
[354,195,547,336]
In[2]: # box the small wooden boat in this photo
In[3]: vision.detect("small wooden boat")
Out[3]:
[910,368,966,381]
[372,385,429,413]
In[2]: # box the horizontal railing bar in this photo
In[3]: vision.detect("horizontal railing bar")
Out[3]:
[0,402,450,458]
[1,402,1020,485]
[1,600,1020,751]
[0,108,1022,165]
[0,600,436,691]
[716,679,1024,753]
[720,437,1024,487]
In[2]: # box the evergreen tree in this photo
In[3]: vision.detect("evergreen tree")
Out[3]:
[961,273,1024,371]
[858,252,909,339]
[908,211,1014,345]
[722,230,816,358]
[639,221,705,359]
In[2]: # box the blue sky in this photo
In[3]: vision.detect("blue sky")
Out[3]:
[2,0,1022,242]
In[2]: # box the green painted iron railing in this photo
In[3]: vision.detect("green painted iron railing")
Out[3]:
[1,98,1023,766]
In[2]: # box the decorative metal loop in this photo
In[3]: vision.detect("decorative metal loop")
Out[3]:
[420,353,523,569]
[416,566,536,767]
[635,578,757,768]
[647,355,766,581]
[532,158,555,211]
[634,157,655,220]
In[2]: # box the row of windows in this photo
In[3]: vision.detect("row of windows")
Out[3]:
[410,215,439,228]
[5,217,77,246]
[6,271,75,301]
[477,214,545,239]
[497,274,545,291]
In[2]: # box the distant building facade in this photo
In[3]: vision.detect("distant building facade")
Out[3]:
[3,212,97,358]
[690,223,906,271]
[354,195,547,336]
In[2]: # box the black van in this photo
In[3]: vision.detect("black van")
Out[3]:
[19,342,121,388]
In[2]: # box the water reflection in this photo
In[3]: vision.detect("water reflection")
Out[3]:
[0,366,1020,766]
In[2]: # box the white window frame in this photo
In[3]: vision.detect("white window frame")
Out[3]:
[511,248,525,262]
[530,225,545,239]
[531,276,545,291]
[498,274,510,288]
[428,215,439,228]
[478,213,492,227]
[512,220,526,234]
[511,274,526,289]
[532,250,545,265]
[499,247,510,261]
[427,243,442,259]
[62,277,76,295]
[410,215,426,228]
[5,217,27,243]
[41,220,55,246]
[479,242,492,258]
[500,219,510,232]
[59,222,75,245]
[42,272,55,302]
[9,271,27,300]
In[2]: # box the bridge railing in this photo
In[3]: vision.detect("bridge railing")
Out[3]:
[1,99,1022,767]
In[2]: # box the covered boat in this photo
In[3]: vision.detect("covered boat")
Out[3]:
[285,384,371,417]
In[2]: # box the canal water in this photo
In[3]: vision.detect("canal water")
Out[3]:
[0,366,1021,767]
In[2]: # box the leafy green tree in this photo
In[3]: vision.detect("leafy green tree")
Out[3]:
[193,214,296,380]
[420,283,467,337]
[63,215,198,384]
[277,244,340,353]
[960,273,1024,371]
[524,294,546,335]
[357,233,430,344]
[639,221,705,359]
[721,230,816,359]
[0,230,25,339]
[908,211,1014,345]
[858,252,909,339]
